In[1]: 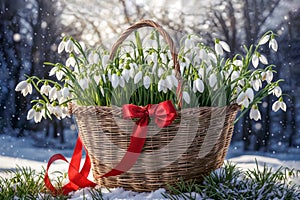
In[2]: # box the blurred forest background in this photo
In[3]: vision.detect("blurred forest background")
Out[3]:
[0,0,299,152]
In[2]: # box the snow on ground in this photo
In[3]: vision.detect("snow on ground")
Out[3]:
[0,135,299,199]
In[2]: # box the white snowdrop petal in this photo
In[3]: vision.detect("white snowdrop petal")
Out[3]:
[119,76,125,88]
[258,35,270,45]
[27,109,35,120]
[111,74,119,89]
[231,71,240,81]
[199,49,208,61]
[158,79,165,92]
[246,88,254,102]
[15,81,28,91]
[93,53,100,64]
[27,83,32,94]
[143,76,151,89]
[49,67,57,76]
[233,60,243,67]
[215,43,223,55]
[166,75,173,90]
[209,73,217,88]
[252,55,259,68]
[195,78,204,93]
[219,41,231,52]
[281,102,286,112]
[171,75,178,87]
[62,87,70,98]
[94,75,101,84]
[134,71,143,84]
[34,112,42,123]
[158,68,164,78]
[243,98,250,108]
[237,92,245,105]
[274,86,282,97]
[65,39,74,53]
[57,41,65,54]
[182,91,191,104]
[270,39,278,52]
[272,101,280,112]
[259,54,268,65]
[49,87,57,101]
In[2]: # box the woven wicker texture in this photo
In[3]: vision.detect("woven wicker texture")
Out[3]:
[70,20,240,191]
[71,104,239,191]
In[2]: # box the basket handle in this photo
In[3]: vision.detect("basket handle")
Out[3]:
[109,19,181,78]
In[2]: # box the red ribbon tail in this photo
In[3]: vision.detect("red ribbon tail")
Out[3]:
[44,136,96,195]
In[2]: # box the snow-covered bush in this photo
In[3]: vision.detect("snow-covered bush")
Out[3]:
[15,30,285,123]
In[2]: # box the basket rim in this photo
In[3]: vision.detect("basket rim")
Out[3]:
[69,102,240,115]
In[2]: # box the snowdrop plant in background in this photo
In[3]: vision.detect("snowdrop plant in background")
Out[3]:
[15,30,285,123]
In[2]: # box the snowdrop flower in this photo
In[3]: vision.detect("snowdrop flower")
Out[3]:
[233,60,243,68]
[52,106,63,119]
[27,108,42,123]
[15,80,32,96]
[251,79,262,91]
[215,40,230,55]
[182,91,191,104]
[102,55,109,68]
[122,68,130,82]
[160,53,167,64]
[94,75,101,84]
[237,88,254,108]
[259,54,268,65]
[249,105,261,121]
[119,76,125,88]
[165,75,173,90]
[231,71,240,82]
[269,86,282,97]
[184,38,194,52]
[158,68,164,78]
[272,99,286,112]
[34,111,43,123]
[171,74,178,88]
[129,65,136,78]
[269,37,278,52]
[208,53,217,64]
[194,78,204,93]
[134,71,143,84]
[258,35,270,45]
[252,53,268,68]
[261,70,273,83]
[158,79,167,93]
[61,87,70,99]
[143,76,151,89]
[61,106,70,119]
[79,78,89,90]
[65,39,74,53]
[111,73,119,89]
[199,48,208,61]
[40,84,51,96]
[49,66,64,81]
[66,56,76,67]
[209,73,217,89]
[49,87,59,101]
[57,40,65,54]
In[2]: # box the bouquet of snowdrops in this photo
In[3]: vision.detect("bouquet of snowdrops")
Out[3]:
[15,30,285,123]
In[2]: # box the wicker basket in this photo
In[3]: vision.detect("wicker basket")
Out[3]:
[70,20,240,192]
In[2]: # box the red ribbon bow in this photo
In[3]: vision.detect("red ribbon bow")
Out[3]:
[44,100,177,195]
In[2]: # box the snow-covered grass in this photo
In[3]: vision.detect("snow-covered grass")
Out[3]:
[0,162,299,199]
[0,135,300,199]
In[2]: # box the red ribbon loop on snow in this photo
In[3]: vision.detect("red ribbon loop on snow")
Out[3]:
[44,100,177,195]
